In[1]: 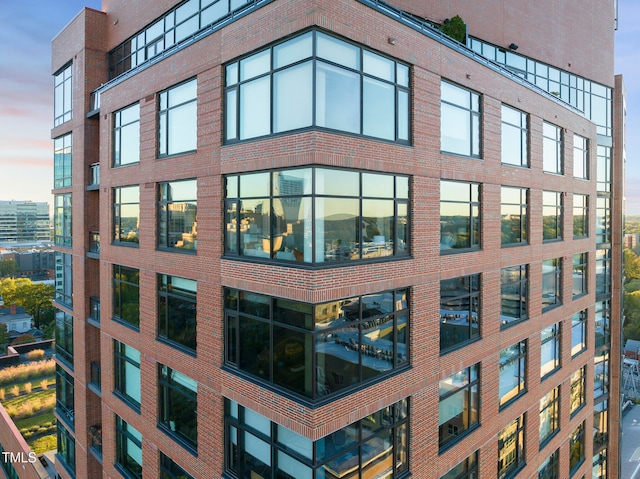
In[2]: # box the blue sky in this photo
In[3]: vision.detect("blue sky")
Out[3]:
[0,1,638,212]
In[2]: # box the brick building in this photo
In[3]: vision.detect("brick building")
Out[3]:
[42,1,624,478]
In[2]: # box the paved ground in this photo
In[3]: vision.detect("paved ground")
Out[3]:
[622,403,640,479]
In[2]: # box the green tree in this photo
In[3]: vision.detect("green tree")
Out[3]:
[42,321,55,340]
[0,259,18,279]
[625,248,640,282]
[11,333,36,345]
[441,15,466,43]
[625,290,640,341]
[0,278,54,329]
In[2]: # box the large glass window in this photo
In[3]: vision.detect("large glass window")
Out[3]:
[57,423,76,475]
[498,414,525,479]
[54,63,72,126]
[113,185,140,244]
[501,105,528,166]
[114,340,141,409]
[113,265,140,328]
[595,249,611,296]
[441,81,480,157]
[439,364,479,449]
[55,252,73,307]
[593,400,609,450]
[570,422,585,474]
[158,179,197,251]
[158,275,196,352]
[543,122,563,174]
[440,451,479,479]
[573,253,588,298]
[499,341,527,407]
[440,274,480,352]
[595,300,611,349]
[501,186,527,245]
[225,398,409,479]
[500,265,528,326]
[54,194,72,247]
[543,191,563,241]
[573,134,589,179]
[538,449,559,479]
[594,350,609,399]
[54,133,72,188]
[56,365,75,428]
[539,387,560,446]
[160,452,194,479]
[116,416,142,479]
[596,197,611,244]
[597,145,611,193]
[55,310,73,366]
[226,30,410,143]
[542,258,562,311]
[440,181,480,251]
[113,103,140,166]
[570,366,586,416]
[593,450,607,479]
[225,167,409,263]
[573,194,588,238]
[541,323,561,378]
[159,79,197,156]
[571,310,587,357]
[159,365,198,450]
[225,288,408,401]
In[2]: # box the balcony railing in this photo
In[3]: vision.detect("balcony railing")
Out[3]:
[89,296,100,323]
[89,361,101,390]
[88,163,100,188]
[89,232,100,255]
[89,424,102,459]
[55,402,75,428]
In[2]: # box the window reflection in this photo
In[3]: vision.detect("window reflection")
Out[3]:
[440,180,480,251]
[440,275,480,352]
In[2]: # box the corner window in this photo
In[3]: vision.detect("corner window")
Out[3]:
[113,103,140,166]
[593,401,609,451]
[597,145,611,193]
[55,310,74,366]
[113,185,140,245]
[159,365,198,450]
[55,252,73,307]
[440,180,480,251]
[116,416,142,479]
[570,366,586,416]
[158,179,197,251]
[571,310,587,357]
[225,398,409,478]
[538,449,559,479]
[158,275,196,353]
[498,414,525,479]
[543,121,563,174]
[540,323,561,378]
[543,191,563,241]
[54,194,72,247]
[499,341,527,407]
[539,387,560,445]
[159,79,197,156]
[595,249,611,295]
[54,133,72,188]
[225,288,408,401]
[595,301,611,349]
[501,105,528,166]
[572,253,587,298]
[569,422,585,475]
[573,194,588,238]
[225,168,409,263]
[439,364,479,449]
[542,258,562,311]
[573,134,589,179]
[113,265,140,328]
[440,451,479,479]
[56,365,75,428]
[54,63,72,126]
[596,197,611,244]
[501,186,528,245]
[500,265,527,327]
[57,423,76,475]
[440,274,480,353]
[114,340,141,408]
[441,81,481,157]
[594,350,609,399]
[225,30,410,143]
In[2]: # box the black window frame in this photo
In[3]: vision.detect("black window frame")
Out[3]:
[441,80,481,158]
[224,28,411,145]
[501,186,528,246]
[158,364,198,451]
[594,349,609,400]
[158,274,197,353]
[55,252,73,308]
[595,248,612,296]
[439,274,480,353]
[440,451,479,479]
[160,452,194,479]
[113,102,141,167]
[54,193,72,247]
[539,387,560,447]
[572,253,588,298]
[573,134,589,179]
[54,63,73,127]
[571,310,587,358]
[55,364,75,429]
[158,78,198,158]
[158,179,198,252]
[112,264,140,329]
[501,104,528,167]
[499,340,527,408]
[440,180,480,253]
[542,258,562,312]
[569,422,585,475]
[438,363,480,450]
[570,366,586,417]
[500,264,528,327]
[596,196,611,244]
[113,185,140,246]
[54,132,72,188]
[537,449,559,479]
[543,121,563,174]
[115,416,142,479]
[113,340,141,410]
[542,191,563,242]
[56,422,76,476]
[595,300,611,349]
[573,193,589,238]
[540,323,561,379]
[55,309,74,366]
[498,414,526,479]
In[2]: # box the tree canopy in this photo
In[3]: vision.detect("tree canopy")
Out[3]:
[0,278,55,329]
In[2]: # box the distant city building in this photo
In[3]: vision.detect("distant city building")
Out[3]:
[0,249,55,280]
[625,233,639,249]
[0,200,51,243]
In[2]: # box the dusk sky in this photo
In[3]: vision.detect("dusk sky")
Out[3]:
[1,1,638,212]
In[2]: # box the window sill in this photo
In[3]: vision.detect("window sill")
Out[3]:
[157,424,198,456]
[501,241,529,248]
[113,391,141,414]
[157,336,196,357]
[440,247,481,255]
[539,430,560,451]
[500,317,528,330]
[112,241,140,248]
[438,422,480,454]
[112,316,140,331]
[499,390,527,411]
[222,253,412,270]
[115,462,142,479]
[55,453,76,479]
[440,336,481,356]
[156,246,197,255]
[157,149,197,160]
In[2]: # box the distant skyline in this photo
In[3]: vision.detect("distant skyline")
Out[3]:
[0,1,638,212]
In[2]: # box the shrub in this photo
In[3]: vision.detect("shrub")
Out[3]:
[25,349,45,361]
[40,379,49,390]
[10,385,19,397]
[11,333,36,346]
[23,382,32,394]
[0,388,4,401]
[0,359,55,387]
